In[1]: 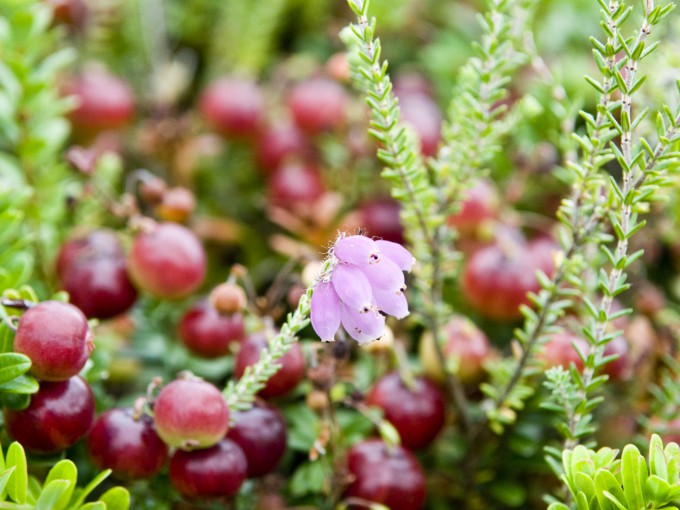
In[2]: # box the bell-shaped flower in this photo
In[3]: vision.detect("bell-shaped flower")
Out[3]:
[310,234,415,343]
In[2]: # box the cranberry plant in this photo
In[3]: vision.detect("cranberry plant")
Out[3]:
[1,0,680,508]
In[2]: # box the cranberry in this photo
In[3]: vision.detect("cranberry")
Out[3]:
[127,223,206,299]
[255,121,311,173]
[227,402,287,477]
[14,301,92,381]
[87,408,168,479]
[287,77,347,134]
[447,179,499,233]
[538,332,589,372]
[420,315,491,384]
[234,332,305,399]
[57,231,137,319]
[393,72,433,98]
[45,0,88,28]
[603,336,631,381]
[4,376,95,454]
[179,301,245,358]
[398,93,442,157]
[345,439,426,510]
[63,69,134,134]
[461,240,544,320]
[358,198,404,244]
[169,439,247,500]
[199,77,264,139]
[153,377,230,450]
[365,372,445,450]
[267,162,325,209]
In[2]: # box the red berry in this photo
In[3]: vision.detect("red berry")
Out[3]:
[227,402,287,477]
[255,121,311,173]
[346,439,426,510]
[538,332,589,372]
[45,0,88,28]
[128,223,206,299]
[179,301,245,359]
[267,162,325,209]
[461,240,544,321]
[200,77,264,139]
[365,372,445,450]
[398,93,442,157]
[14,301,93,381]
[63,69,134,134]
[57,231,137,319]
[169,439,248,500]
[420,315,491,384]
[234,332,305,399]
[153,377,230,450]
[87,408,168,479]
[602,335,630,381]
[447,179,499,233]
[4,376,95,454]
[288,78,347,134]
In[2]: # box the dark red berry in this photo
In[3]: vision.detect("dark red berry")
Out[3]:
[200,77,264,139]
[45,0,88,28]
[63,69,134,134]
[57,231,137,319]
[128,223,206,299]
[153,377,230,450]
[179,301,245,359]
[4,376,95,454]
[365,372,445,450]
[358,198,404,244]
[227,402,287,477]
[169,439,248,500]
[87,408,168,479]
[288,77,347,134]
[234,332,305,399]
[461,240,544,320]
[346,439,426,510]
[14,301,93,381]
[267,162,325,209]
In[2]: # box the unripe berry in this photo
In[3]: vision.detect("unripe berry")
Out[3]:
[209,283,247,315]
[14,301,93,381]
[153,377,230,450]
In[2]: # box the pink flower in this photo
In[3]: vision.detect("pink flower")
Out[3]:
[310,235,415,343]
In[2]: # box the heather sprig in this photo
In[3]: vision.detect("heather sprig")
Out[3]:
[481,0,679,438]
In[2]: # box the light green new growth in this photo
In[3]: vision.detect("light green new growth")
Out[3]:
[547,435,680,510]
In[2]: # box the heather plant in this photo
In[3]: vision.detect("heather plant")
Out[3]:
[0,0,679,508]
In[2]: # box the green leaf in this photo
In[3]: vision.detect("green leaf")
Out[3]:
[77,503,106,510]
[0,467,16,500]
[645,475,671,505]
[290,461,325,497]
[0,374,39,395]
[621,444,647,509]
[36,480,71,510]
[97,487,130,510]
[649,434,667,481]
[0,353,31,385]
[664,441,680,485]
[44,460,77,510]
[5,442,27,504]
[595,469,626,510]
[70,470,111,508]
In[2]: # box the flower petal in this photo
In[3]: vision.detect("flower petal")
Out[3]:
[334,235,381,266]
[331,263,373,309]
[376,240,415,272]
[340,304,385,344]
[373,286,409,319]
[311,281,341,342]
[358,255,405,291]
